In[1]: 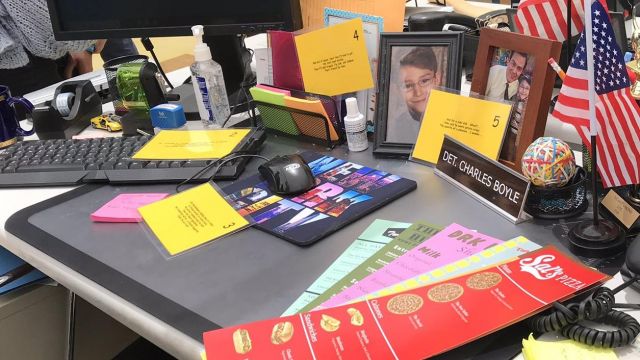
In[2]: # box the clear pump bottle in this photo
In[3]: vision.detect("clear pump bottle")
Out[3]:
[190,25,231,127]
[344,97,368,152]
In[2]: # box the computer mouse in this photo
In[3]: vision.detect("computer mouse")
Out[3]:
[258,154,316,196]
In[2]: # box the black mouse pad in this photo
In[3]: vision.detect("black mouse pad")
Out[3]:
[222,151,417,245]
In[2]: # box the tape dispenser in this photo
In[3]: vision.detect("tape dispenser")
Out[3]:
[32,80,102,139]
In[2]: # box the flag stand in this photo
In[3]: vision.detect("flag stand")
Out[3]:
[629,185,640,206]
[566,0,626,258]
[568,136,626,257]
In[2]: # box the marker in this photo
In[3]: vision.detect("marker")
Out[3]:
[548,58,566,80]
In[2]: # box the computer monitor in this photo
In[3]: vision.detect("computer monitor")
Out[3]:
[46,0,303,109]
[47,0,302,40]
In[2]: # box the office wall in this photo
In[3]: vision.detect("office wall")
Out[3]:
[92,37,195,73]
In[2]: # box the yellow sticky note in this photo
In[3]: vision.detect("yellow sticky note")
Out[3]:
[522,334,618,360]
[295,18,374,96]
[139,183,249,255]
[411,90,511,164]
[132,129,250,160]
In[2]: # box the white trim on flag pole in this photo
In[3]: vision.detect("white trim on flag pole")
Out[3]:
[584,0,597,135]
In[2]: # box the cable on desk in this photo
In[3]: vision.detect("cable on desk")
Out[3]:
[141,37,174,89]
[222,85,253,128]
[528,275,640,348]
[175,153,269,193]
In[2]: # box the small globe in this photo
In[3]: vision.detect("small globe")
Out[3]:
[521,137,577,187]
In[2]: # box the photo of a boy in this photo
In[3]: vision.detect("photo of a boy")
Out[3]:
[386,46,445,144]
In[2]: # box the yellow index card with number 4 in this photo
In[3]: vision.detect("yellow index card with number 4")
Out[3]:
[411,90,511,164]
[295,18,374,96]
[139,182,249,256]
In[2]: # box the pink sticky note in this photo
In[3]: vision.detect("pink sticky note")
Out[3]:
[256,84,291,96]
[319,223,505,309]
[90,193,169,223]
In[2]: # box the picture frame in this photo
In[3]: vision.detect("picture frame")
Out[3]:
[471,28,561,171]
[373,32,464,158]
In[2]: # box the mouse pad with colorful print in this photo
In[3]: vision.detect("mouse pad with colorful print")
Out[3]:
[222,151,417,246]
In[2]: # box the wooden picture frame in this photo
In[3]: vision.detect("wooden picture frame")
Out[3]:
[373,32,463,158]
[471,28,561,171]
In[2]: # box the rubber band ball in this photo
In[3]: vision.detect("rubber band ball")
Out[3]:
[521,137,576,187]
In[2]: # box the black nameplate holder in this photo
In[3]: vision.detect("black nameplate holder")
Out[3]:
[435,136,531,224]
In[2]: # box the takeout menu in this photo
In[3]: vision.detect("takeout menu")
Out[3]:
[203,246,608,359]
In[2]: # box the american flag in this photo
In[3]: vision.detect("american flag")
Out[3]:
[514,0,606,42]
[549,1,640,187]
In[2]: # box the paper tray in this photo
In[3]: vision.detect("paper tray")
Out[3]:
[254,100,344,149]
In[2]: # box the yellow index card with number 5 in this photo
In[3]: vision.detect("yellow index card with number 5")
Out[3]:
[295,18,374,96]
[139,182,249,256]
[411,90,511,164]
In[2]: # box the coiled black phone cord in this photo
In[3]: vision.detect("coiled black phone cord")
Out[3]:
[528,277,640,348]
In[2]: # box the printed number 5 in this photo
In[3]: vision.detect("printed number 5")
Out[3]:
[223,222,236,229]
[353,30,359,41]
[492,116,500,128]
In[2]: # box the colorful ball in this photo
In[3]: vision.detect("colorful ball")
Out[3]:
[521,137,576,187]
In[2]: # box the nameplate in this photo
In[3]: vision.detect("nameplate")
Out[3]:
[435,136,531,223]
[601,190,640,229]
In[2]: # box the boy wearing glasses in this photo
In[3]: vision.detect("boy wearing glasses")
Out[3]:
[386,47,441,143]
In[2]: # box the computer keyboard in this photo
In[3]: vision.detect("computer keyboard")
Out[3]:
[0,130,265,187]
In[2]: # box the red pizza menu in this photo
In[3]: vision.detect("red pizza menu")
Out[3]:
[203,246,608,359]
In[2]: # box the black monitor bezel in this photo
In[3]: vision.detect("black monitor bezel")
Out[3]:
[46,0,302,40]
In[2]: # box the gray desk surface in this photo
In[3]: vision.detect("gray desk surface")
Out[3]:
[4,135,628,359]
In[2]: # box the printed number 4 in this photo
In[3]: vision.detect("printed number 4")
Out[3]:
[353,30,359,40]
[492,116,500,127]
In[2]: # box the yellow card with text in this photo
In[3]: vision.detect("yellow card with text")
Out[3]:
[411,90,511,164]
[139,183,249,255]
[295,18,374,96]
[132,129,250,160]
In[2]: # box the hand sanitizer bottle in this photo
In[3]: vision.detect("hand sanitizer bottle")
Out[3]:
[190,25,231,127]
[344,97,368,152]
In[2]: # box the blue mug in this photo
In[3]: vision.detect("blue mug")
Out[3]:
[0,85,35,148]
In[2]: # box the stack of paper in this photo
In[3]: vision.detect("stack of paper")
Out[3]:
[204,246,609,360]
[287,219,544,314]
[282,219,411,316]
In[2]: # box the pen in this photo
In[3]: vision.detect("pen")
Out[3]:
[0,263,35,288]
[547,58,566,80]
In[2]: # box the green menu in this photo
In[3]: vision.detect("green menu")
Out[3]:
[281,219,412,316]
[297,221,442,313]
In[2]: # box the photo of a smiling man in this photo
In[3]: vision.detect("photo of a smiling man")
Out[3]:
[385,46,447,144]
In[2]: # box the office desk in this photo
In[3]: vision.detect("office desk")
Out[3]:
[2,134,639,360]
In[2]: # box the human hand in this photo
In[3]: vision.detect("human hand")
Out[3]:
[63,40,106,78]
[64,51,93,78]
